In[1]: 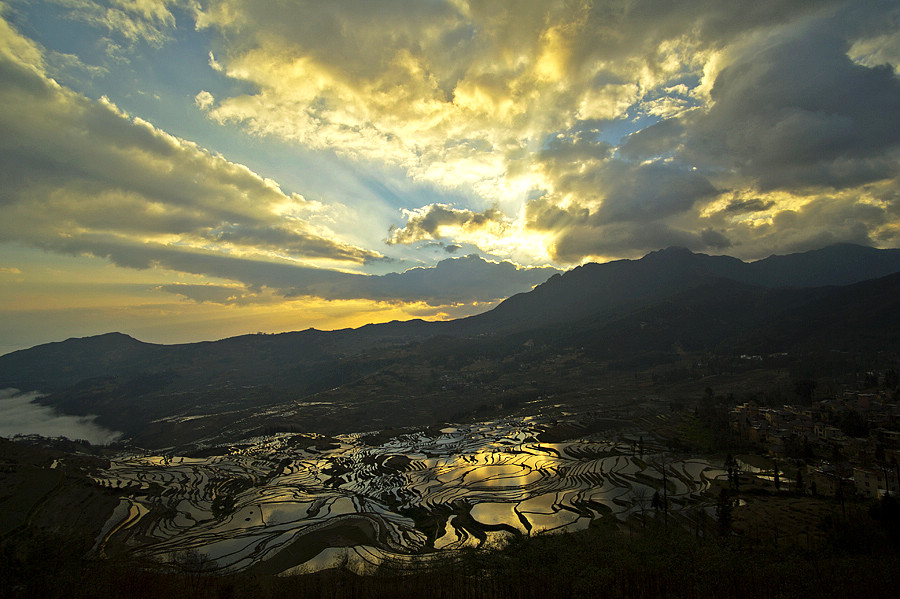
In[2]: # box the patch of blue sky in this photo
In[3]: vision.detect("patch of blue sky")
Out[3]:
[583,73,704,151]
[7,2,239,135]
[603,112,658,148]
[538,121,616,152]
[5,1,95,60]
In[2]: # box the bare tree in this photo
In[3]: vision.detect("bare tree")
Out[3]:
[172,549,217,596]
[633,486,651,528]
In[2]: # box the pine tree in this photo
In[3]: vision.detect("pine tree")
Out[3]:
[716,488,732,537]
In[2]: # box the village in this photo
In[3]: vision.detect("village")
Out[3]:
[730,386,900,499]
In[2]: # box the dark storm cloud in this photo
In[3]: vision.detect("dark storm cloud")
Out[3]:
[536,133,613,175]
[703,194,887,259]
[593,161,718,223]
[626,7,900,192]
[700,228,731,249]
[521,157,719,261]
[550,221,709,262]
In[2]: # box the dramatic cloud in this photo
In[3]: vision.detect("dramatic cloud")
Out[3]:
[187,0,894,263]
[519,154,720,260]
[0,14,383,278]
[625,8,900,192]
[191,0,752,203]
[537,219,720,263]
[387,204,513,245]
[2,1,900,349]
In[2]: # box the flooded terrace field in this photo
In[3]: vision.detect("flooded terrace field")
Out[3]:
[91,418,726,574]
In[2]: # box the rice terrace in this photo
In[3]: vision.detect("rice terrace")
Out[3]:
[88,418,724,574]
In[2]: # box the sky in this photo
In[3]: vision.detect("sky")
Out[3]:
[1,0,899,354]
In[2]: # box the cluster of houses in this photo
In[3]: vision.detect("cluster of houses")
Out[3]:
[730,392,900,499]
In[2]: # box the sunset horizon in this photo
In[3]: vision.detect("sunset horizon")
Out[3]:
[2,0,899,350]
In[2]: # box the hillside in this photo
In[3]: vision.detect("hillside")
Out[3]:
[2,243,900,447]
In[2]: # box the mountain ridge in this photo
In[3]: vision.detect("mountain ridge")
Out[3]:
[452,243,900,333]
[3,242,900,446]
[4,243,900,362]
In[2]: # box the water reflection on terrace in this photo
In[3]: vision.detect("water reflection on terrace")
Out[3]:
[91,417,726,574]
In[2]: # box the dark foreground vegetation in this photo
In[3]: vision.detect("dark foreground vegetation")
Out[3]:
[4,494,898,599]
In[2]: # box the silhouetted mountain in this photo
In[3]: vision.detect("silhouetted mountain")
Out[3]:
[452,243,900,333]
[745,269,900,352]
[0,332,162,391]
[0,320,450,394]
[2,243,900,444]
[453,247,734,332]
[744,243,900,287]
[558,270,900,358]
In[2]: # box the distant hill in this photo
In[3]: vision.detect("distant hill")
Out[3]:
[0,321,450,393]
[2,243,900,444]
[552,270,900,360]
[742,243,900,287]
[0,332,163,391]
[453,243,900,332]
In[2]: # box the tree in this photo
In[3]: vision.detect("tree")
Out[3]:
[634,487,651,528]
[884,368,899,391]
[773,460,781,491]
[725,454,741,491]
[793,379,817,404]
[875,443,890,496]
[172,549,217,596]
[716,488,733,537]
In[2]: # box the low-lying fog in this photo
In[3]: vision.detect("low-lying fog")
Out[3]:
[0,388,121,445]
